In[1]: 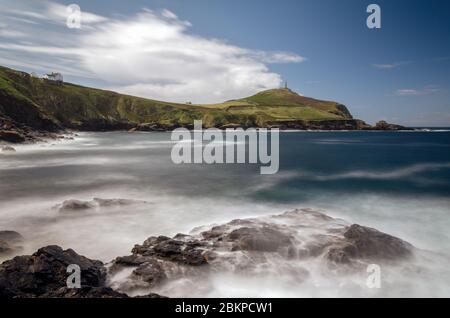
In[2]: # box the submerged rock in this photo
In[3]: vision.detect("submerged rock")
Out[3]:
[57,200,96,212]
[55,198,149,213]
[93,198,147,207]
[0,241,11,255]
[1,145,16,152]
[0,231,23,243]
[0,231,24,255]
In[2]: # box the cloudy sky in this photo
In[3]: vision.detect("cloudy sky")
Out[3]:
[0,0,449,126]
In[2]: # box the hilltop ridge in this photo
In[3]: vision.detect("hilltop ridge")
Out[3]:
[0,65,409,143]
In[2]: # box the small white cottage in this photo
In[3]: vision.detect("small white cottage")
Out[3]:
[45,72,63,82]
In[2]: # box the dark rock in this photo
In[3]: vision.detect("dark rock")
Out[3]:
[132,236,207,266]
[227,227,293,252]
[326,244,357,264]
[374,120,411,131]
[0,130,26,143]
[220,123,243,129]
[56,198,149,213]
[0,245,106,297]
[110,209,416,296]
[132,259,166,286]
[0,231,24,255]
[134,293,168,298]
[40,286,129,298]
[93,198,147,207]
[343,224,413,260]
[57,200,96,213]
[0,241,13,254]
[0,231,23,243]
[113,254,150,267]
[1,145,16,152]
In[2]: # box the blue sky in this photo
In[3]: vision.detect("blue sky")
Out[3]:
[0,0,449,126]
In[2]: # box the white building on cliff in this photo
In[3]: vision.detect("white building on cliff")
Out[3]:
[44,72,63,82]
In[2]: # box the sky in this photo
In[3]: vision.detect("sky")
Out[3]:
[0,0,449,126]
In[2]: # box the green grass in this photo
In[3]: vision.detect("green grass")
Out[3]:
[0,65,353,129]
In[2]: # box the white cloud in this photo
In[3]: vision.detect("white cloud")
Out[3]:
[161,9,179,20]
[396,86,445,96]
[396,89,421,96]
[0,1,108,26]
[0,1,305,103]
[372,61,411,69]
[250,51,306,64]
[46,2,109,25]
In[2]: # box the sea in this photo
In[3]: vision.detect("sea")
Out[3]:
[1,129,449,297]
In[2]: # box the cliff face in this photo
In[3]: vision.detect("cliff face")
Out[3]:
[0,65,409,143]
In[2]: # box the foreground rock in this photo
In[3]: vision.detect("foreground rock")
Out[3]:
[0,246,107,297]
[0,245,165,298]
[0,231,24,256]
[0,209,416,298]
[109,209,414,295]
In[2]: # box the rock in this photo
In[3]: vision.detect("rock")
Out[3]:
[113,254,151,267]
[0,245,106,297]
[0,231,24,255]
[0,130,26,143]
[374,120,411,131]
[93,198,147,207]
[0,241,12,254]
[57,200,96,213]
[134,293,168,298]
[132,236,207,266]
[0,231,23,243]
[39,286,129,298]
[55,198,148,213]
[343,224,413,260]
[109,209,416,296]
[219,123,243,129]
[325,224,413,264]
[1,145,16,152]
[227,227,293,252]
[132,259,166,286]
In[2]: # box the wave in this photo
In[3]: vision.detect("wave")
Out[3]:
[313,162,450,181]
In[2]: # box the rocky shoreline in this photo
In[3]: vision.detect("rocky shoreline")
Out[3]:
[0,208,415,298]
[0,118,413,145]
[0,113,69,145]
[127,119,412,132]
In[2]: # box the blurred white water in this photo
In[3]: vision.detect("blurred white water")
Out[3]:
[1,131,450,297]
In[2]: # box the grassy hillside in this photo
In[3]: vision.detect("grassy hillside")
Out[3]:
[0,65,354,130]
